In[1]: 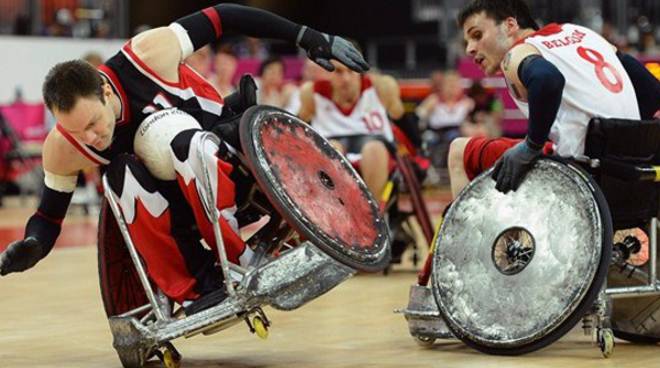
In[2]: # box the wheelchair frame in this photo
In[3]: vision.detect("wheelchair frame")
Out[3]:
[101,131,356,368]
[399,147,660,357]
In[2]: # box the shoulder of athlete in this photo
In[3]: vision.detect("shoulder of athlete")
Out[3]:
[501,43,542,98]
[371,74,404,119]
[130,26,182,83]
[42,128,97,176]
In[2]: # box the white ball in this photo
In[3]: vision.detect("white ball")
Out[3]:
[133,108,202,180]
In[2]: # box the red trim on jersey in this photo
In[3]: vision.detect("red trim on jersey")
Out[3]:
[512,23,564,48]
[202,7,223,38]
[122,42,223,106]
[55,123,105,165]
[98,64,131,125]
[122,42,182,87]
[179,64,224,105]
[314,76,374,116]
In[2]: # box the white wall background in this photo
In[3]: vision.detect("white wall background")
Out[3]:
[0,36,126,104]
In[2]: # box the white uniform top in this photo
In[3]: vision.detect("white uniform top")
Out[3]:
[311,77,394,142]
[427,97,473,130]
[509,23,640,157]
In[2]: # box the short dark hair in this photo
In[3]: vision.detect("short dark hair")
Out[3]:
[457,0,539,31]
[259,56,284,76]
[42,59,105,113]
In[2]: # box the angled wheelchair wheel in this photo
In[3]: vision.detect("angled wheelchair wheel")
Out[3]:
[239,106,390,272]
[432,158,613,355]
[98,199,149,318]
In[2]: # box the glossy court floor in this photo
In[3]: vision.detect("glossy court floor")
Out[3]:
[1,194,659,368]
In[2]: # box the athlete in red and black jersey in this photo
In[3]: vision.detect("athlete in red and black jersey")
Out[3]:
[0,4,368,315]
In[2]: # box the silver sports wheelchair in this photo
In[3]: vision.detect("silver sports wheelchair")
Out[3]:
[400,117,660,357]
[97,106,390,368]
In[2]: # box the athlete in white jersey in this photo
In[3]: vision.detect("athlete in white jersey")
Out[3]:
[446,0,660,197]
[298,61,404,204]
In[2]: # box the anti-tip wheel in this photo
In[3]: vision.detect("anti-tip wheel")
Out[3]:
[253,316,269,340]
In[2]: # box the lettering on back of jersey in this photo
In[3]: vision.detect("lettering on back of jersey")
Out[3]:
[541,29,587,49]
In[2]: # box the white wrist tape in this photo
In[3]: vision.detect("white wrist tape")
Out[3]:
[168,22,195,60]
[44,170,78,193]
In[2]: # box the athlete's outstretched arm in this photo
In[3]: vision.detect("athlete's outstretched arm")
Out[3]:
[0,132,88,276]
[132,4,368,82]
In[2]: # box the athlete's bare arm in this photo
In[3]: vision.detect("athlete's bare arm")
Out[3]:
[130,28,182,84]
[42,129,100,177]
[500,43,542,101]
[297,82,316,123]
[372,75,404,120]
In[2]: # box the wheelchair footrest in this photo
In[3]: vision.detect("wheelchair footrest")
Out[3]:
[396,285,454,340]
[245,241,356,310]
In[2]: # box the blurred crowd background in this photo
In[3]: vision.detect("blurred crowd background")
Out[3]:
[0,0,658,207]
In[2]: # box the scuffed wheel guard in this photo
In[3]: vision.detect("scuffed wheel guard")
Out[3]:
[432,158,612,355]
[98,200,150,318]
[239,106,390,272]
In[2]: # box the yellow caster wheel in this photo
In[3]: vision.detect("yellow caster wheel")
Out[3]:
[253,316,269,340]
[163,349,181,368]
[414,335,436,348]
[599,328,615,358]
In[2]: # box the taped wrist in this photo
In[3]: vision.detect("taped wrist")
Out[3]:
[173,4,300,53]
[24,186,73,253]
[518,54,565,148]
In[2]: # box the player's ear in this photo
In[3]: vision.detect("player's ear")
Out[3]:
[503,17,519,35]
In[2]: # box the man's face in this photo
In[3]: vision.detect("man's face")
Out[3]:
[329,60,361,99]
[55,86,116,151]
[261,62,284,88]
[463,12,514,75]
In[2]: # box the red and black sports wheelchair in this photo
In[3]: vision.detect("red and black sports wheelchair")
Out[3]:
[97,106,390,368]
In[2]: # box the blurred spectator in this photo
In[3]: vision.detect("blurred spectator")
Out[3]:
[600,21,628,50]
[234,37,269,60]
[211,46,238,97]
[82,51,103,68]
[184,45,212,79]
[256,56,297,112]
[286,59,330,115]
[417,70,473,138]
[460,80,503,138]
[641,31,660,56]
[416,70,474,183]
[46,8,74,37]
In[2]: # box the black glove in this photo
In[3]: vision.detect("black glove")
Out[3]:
[491,140,542,193]
[297,26,369,73]
[0,237,47,276]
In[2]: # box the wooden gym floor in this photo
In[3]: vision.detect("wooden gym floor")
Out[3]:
[1,194,659,368]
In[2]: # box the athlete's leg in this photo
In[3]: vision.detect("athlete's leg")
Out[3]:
[448,137,472,199]
[169,130,253,267]
[105,154,218,303]
[360,140,390,199]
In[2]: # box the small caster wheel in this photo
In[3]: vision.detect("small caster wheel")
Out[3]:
[156,342,181,368]
[253,316,269,339]
[163,349,181,368]
[414,335,436,348]
[598,328,615,358]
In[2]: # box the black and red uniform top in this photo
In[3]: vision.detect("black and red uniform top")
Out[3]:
[56,41,225,166]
